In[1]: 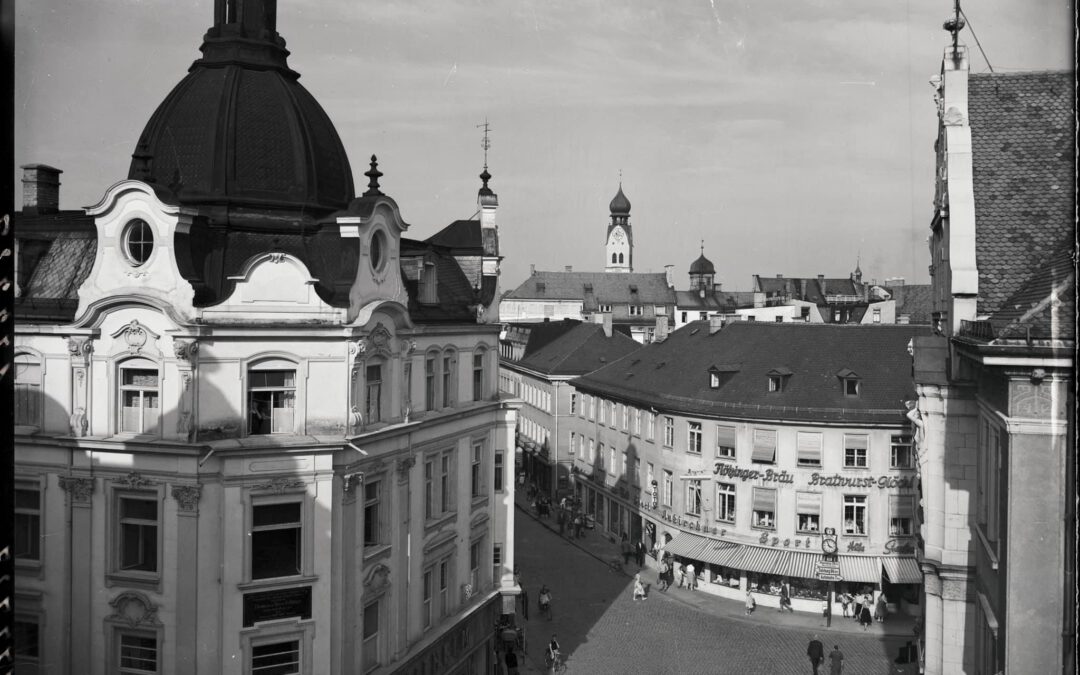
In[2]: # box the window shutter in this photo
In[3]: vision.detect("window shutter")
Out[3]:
[716,426,737,447]
[844,435,868,450]
[751,429,776,462]
[890,495,913,518]
[796,432,822,463]
[796,491,821,515]
[752,487,775,512]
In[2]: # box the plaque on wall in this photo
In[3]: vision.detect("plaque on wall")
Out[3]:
[243,586,312,627]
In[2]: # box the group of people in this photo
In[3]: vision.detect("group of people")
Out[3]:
[620,532,647,567]
[807,636,845,675]
[557,496,589,539]
[654,553,699,591]
[838,590,888,629]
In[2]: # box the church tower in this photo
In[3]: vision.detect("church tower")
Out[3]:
[605,183,632,273]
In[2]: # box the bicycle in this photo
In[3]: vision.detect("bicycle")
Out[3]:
[545,649,567,674]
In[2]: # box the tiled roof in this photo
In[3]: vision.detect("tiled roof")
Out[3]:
[887,284,933,324]
[504,320,584,355]
[425,219,483,252]
[754,276,862,304]
[987,242,1075,341]
[505,271,675,305]
[514,323,642,376]
[572,321,931,423]
[674,290,755,311]
[968,71,1075,317]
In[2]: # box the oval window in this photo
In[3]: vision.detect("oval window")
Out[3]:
[370,230,386,272]
[123,219,154,266]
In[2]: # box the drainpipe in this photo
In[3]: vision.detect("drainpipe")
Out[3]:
[552,380,560,501]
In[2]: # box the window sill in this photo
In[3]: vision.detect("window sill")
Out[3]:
[975,526,999,570]
[237,575,318,592]
[842,532,868,538]
[797,462,822,469]
[106,572,162,592]
[363,545,392,563]
[841,465,870,471]
[684,512,702,519]
[424,511,458,533]
[796,530,821,536]
[471,496,489,510]
[751,525,776,532]
[16,559,44,580]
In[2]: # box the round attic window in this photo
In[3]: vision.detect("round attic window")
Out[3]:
[122,219,154,266]
[370,229,387,273]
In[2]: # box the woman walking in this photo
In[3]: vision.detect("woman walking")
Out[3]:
[858,602,872,630]
[745,590,756,615]
[632,573,647,601]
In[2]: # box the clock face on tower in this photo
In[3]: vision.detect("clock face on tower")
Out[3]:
[611,227,625,244]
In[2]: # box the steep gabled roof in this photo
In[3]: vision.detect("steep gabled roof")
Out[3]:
[425,219,483,253]
[505,271,675,305]
[573,321,931,423]
[13,211,98,323]
[968,71,1075,317]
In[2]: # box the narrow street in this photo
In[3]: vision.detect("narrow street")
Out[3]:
[513,504,912,674]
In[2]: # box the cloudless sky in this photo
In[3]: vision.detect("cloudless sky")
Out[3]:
[14,0,1073,292]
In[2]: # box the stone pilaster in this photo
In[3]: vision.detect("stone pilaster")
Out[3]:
[172,483,201,675]
[59,476,94,670]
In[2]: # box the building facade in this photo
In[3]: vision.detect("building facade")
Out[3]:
[12,3,520,674]
[568,321,928,614]
[911,41,1074,675]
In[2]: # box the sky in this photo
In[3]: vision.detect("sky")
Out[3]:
[14,0,1074,292]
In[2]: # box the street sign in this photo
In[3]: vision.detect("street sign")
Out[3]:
[815,560,843,582]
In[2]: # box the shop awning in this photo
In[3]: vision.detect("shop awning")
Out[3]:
[881,556,922,584]
[838,555,881,583]
[695,539,742,567]
[736,545,784,574]
[770,550,821,578]
[663,532,710,558]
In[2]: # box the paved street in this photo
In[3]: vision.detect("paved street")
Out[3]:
[513,503,913,675]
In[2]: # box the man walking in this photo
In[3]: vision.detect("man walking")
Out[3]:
[807,635,825,675]
[828,645,844,674]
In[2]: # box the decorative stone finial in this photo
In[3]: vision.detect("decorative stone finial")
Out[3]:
[364,155,383,196]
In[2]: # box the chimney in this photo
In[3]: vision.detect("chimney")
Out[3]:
[799,279,807,298]
[565,265,572,273]
[714,281,722,293]
[708,315,725,334]
[664,265,675,289]
[817,275,826,296]
[530,264,536,276]
[602,312,613,338]
[21,164,62,215]
[785,279,793,297]
[654,315,669,342]
[776,274,783,279]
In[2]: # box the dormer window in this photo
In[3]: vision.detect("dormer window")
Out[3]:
[766,367,792,393]
[598,304,612,313]
[836,368,860,396]
[709,364,738,390]
[536,282,546,294]
[710,371,720,389]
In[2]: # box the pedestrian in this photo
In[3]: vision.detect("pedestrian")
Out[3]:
[828,645,844,674]
[573,513,583,539]
[686,562,696,590]
[505,648,519,675]
[632,573,647,601]
[745,590,756,615]
[674,561,684,588]
[852,593,863,621]
[558,509,566,536]
[657,558,669,591]
[779,580,792,612]
[839,592,851,618]
[859,603,872,630]
[807,634,825,675]
[538,585,553,621]
[875,593,888,623]
[621,533,632,565]
[636,540,646,568]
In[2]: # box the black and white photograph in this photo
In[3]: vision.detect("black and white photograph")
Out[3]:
[7,0,1074,673]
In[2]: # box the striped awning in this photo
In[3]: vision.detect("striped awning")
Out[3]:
[696,539,742,567]
[838,555,882,583]
[736,545,784,574]
[663,532,710,558]
[770,550,821,578]
[662,532,742,568]
[881,556,922,584]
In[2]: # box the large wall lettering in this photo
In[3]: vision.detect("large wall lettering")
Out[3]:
[807,473,917,489]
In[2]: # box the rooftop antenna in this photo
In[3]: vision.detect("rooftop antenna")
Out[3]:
[477,118,492,170]
[700,239,705,255]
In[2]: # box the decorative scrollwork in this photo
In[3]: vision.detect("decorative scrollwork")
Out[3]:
[114,472,158,490]
[108,591,160,627]
[249,477,306,494]
[171,484,202,512]
[59,476,95,503]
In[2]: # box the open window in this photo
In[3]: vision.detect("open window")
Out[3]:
[118,358,160,436]
[248,360,297,435]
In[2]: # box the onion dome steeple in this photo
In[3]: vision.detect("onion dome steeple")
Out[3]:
[609,183,632,215]
[128,0,355,221]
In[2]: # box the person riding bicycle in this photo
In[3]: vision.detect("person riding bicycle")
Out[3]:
[546,633,561,667]
[538,585,552,619]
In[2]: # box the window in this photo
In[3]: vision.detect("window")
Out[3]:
[472,352,485,401]
[13,353,41,426]
[403,361,413,411]
[588,439,595,465]
[844,378,859,396]
[494,451,504,491]
[752,487,776,529]
[469,539,483,588]
[425,451,455,519]
[646,413,656,440]
[698,311,708,320]
[251,640,300,675]
[687,422,702,454]
[768,376,783,392]
[796,432,823,467]
[598,399,606,424]
[710,372,720,388]
[119,359,160,435]
[365,363,383,424]
[774,316,784,323]
[747,315,756,322]
[569,431,576,456]
[715,426,736,460]
[632,457,640,485]
[251,502,302,579]
[14,484,41,561]
[662,470,673,506]
[750,429,776,464]
[796,492,822,532]
[570,393,578,415]
[977,420,1001,542]
[118,630,159,674]
[422,569,433,628]
[889,495,914,536]
[122,219,154,266]
[633,408,641,436]
[619,404,628,431]
[118,495,158,573]
[439,560,449,617]
[442,354,455,407]
[686,480,702,516]
[598,304,612,313]
[629,305,644,316]
[248,366,296,435]
[471,442,483,498]
[362,602,380,672]
[364,481,382,548]
[663,417,674,447]
[890,434,914,468]
[607,401,616,427]
[715,483,736,523]
[425,356,436,410]
[844,435,869,468]
[872,308,881,323]
[441,453,452,512]
[843,495,867,535]
[608,446,616,475]
[13,618,40,669]
[681,311,688,323]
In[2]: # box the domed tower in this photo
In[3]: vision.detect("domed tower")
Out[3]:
[689,243,716,293]
[605,183,632,273]
[126,0,358,306]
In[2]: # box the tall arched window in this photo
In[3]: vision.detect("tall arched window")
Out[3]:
[118,358,160,435]
[618,253,624,264]
[14,353,42,427]
[248,359,297,435]
[611,253,617,264]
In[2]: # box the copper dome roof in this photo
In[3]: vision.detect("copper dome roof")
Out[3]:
[609,184,631,215]
[689,253,715,275]
[128,0,354,219]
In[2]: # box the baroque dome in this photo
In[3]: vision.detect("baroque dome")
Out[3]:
[689,253,715,275]
[128,0,354,219]
[609,184,631,215]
